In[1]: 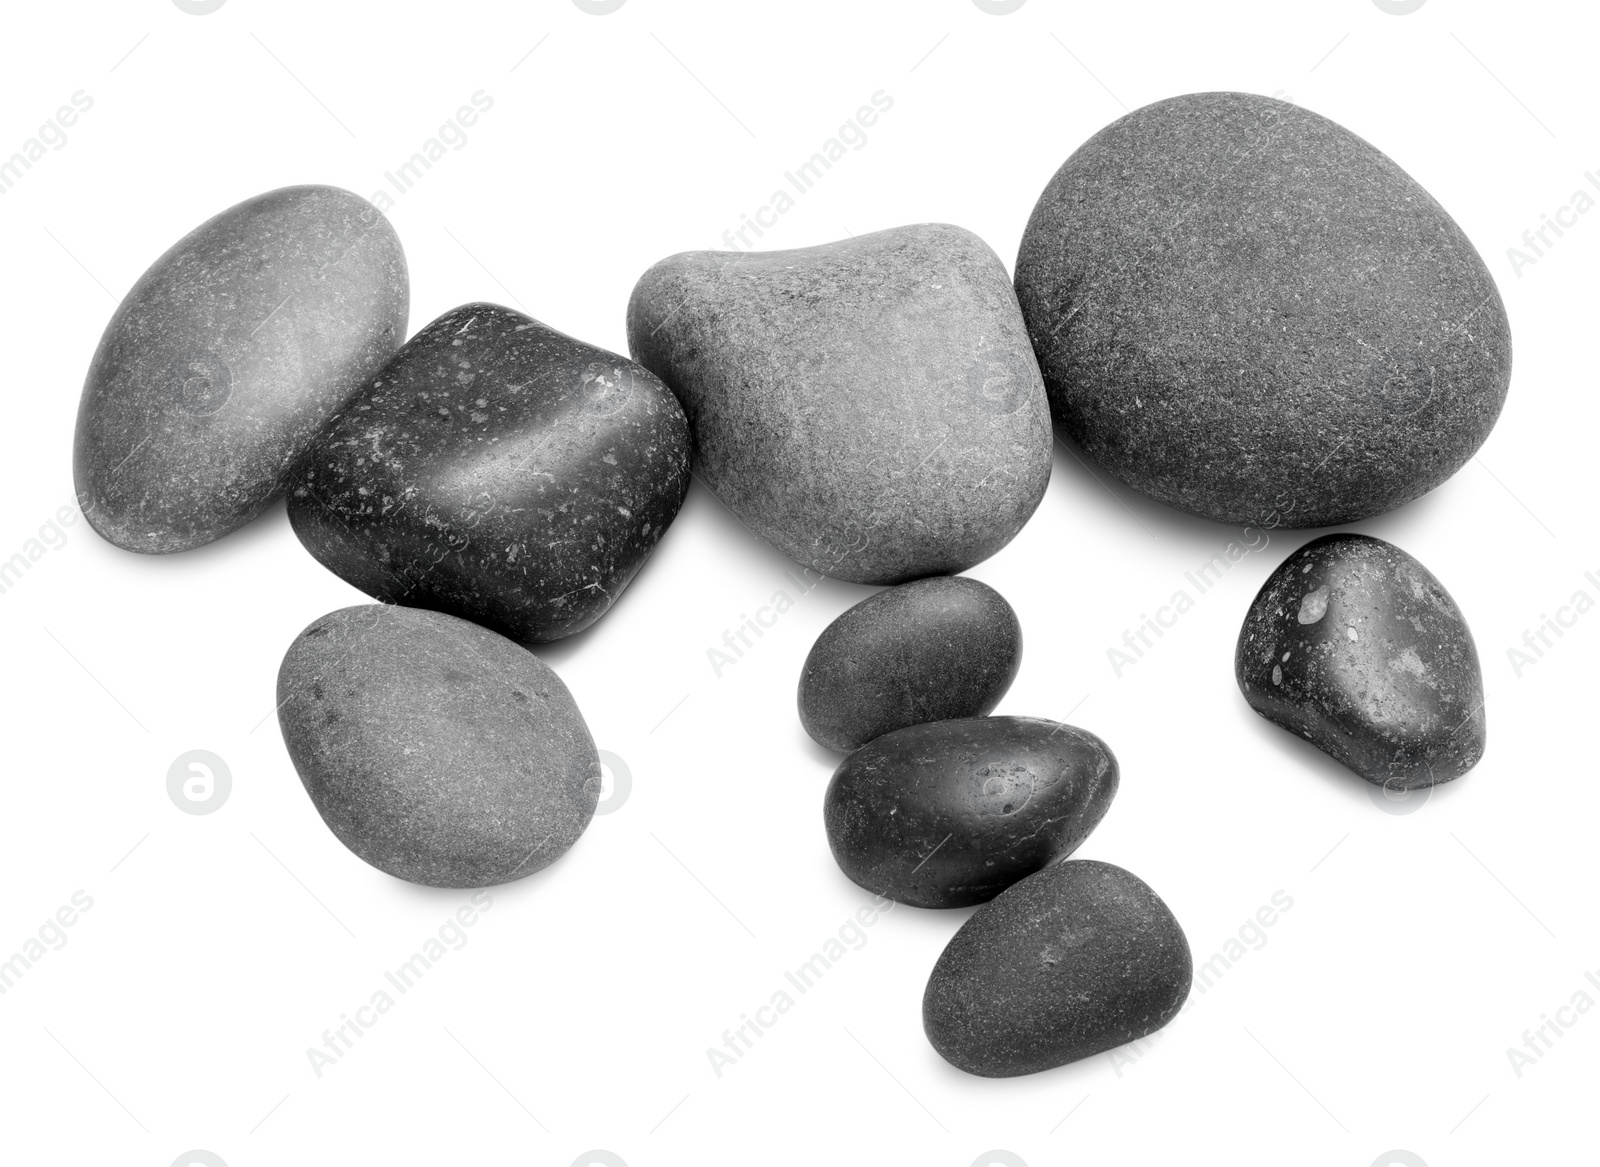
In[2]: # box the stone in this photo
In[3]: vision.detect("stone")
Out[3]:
[923,859,1192,1077]
[1015,91,1511,527]
[74,185,408,553]
[1235,532,1486,789]
[823,716,1117,908]
[626,223,1052,584]
[799,576,1022,751]
[276,604,600,888]
[288,303,691,643]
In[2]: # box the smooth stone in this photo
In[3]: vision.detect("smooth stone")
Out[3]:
[626,223,1052,584]
[276,604,599,888]
[823,716,1117,908]
[799,576,1022,751]
[1235,532,1486,789]
[1015,92,1511,527]
[923,859,1192,1077]
[288,303,691,643]
[75,185,408,553]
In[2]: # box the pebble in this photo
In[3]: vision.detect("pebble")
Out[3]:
[923,859,1192,1076]
[823,716,1117,908]
[798,576,1022,751]
[1235,532,1486,789]
[276,604,600,887]
[1015,92,1511,527]
[74,185,407,553]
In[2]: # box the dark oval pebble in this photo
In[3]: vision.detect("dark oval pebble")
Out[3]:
[1015,92,1511,527]
[276,604,600,888]
[923,859,1192,1077]
[75,185,408,553]
[288,302,692,643]
[798,576,1022,752]
[1235,532,1486,790]
[823,716,1117,908]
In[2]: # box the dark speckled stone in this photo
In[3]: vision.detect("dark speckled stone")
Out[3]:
[923,859,1192,1077]
[1236,533,1486,789]
[799,575,1022,751]
[823,716,1117,908]
[627,224,1052,584]
[277,604,600,888]
[74,185,407,553]
[288,303,691,643]
[1015,92,1511,527]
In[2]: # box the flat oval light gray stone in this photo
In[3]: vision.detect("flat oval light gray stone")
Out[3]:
[75,185,408,552]
[1235,532,1486,789]
[923,859,1192,1077]
[823,716,1117,908]
[1015,92,1511,527]
[276,604,599,888]
[288,302,691,643]
[799,576,1022,751]
[627,223,1052,584]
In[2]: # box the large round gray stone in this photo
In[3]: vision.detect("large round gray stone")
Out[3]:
[276,604,599,888]
[74,185,408,553]
[1015,92,1511,527]
[626,223,1052,584]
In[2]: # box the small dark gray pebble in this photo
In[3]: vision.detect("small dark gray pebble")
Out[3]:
[288,303,691,643]
[799,576,1022,751]
[1236,532,1485,790]
[626,223,1051,584]
[75,185,408,553]
[824,716,1117,908]
[923,859,1192,1077]
[276,604,600,888]
[1015,92,1511,527]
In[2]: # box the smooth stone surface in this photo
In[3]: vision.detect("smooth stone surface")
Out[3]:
[277,604,599,888]
[799,576,1022,751]
[1015,92,1511,527]
[823,716,1117,908]
[1235,532,1486,789]
[288,303,691,643]
[923,859,1192,1077]
[75,185,408,553]
[627,223,1052,584]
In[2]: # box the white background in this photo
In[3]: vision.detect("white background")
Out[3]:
[0,1,1593,1164]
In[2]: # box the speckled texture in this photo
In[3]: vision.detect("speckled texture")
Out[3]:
[923,859,1192,1077]
[288,303,690,643]
[75,185,408,553]
[799,576,1022,751]
[1235,532,1485,789]
[626,223,1052,584]
[823,716,1117,908]
[1015,92,1511,527]
[276,604,600,888]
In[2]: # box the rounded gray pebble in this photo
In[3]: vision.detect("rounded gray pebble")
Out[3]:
[288,302,691,643]
[276,604,600,888]
[799,576,1022,751]
[626,223,1052,584]
[824,716,1117,908]
[923,859,1192,1077]
[74,185,408,553]
[1015,92,1511,527]
[1235,532,1486,790]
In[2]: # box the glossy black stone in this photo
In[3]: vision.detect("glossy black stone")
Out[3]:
[74,185,408,553]
[798,576,1022,752]
[823,716,1117,908]
[1015,92,1511,527]
[288,303,691,643]
[277,604,600,888]
[1236,532,1486,790]
[923,859,1192,1077]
